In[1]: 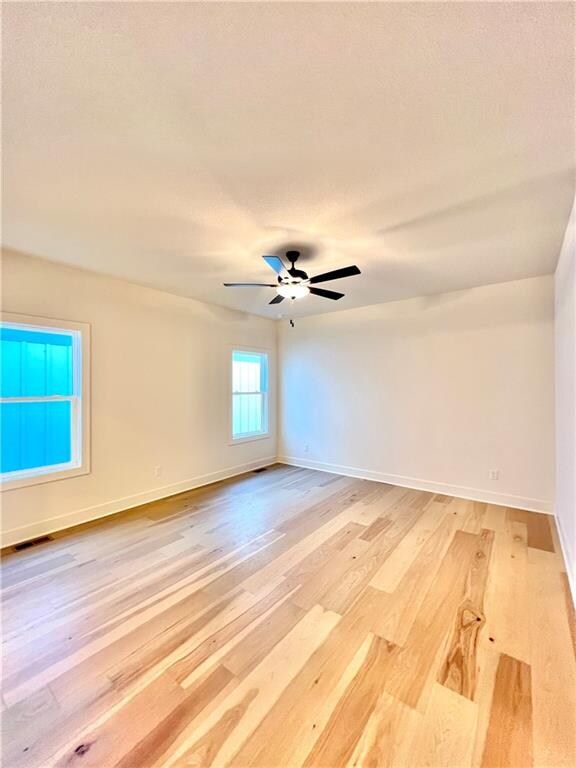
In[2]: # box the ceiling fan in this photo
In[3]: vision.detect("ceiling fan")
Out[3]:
[223,250,361,304]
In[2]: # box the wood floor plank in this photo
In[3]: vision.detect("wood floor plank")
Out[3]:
[481,653,533,768]
[302,633,398,767]
[460,501,488,534]
[113,666,235,768]
[220,598,306,679]
[359,515,392,542]
[346,690,421,768]
[227,587,388,767]
[529,559,576,768]
[3,570,241,706]
[3,676,125,768]
[369,497,448,592]
[106,588,248,692]
[507,508,555,553]
[481,520,531,665]
[164,603,340,768]
[319,498,427,615]
[1,465,574,768]
[298,491,432,617]
[370,511,464,645]
[438,528,494,699]
[411,683,478,768]
[1,686,63,768]
[280,633,376,768]
[1,553,76,590]
[2,530,281,689]
[374,531,482,710]
[282,521,367,584]
[51,673,194,768]
[168,688,258,768]
[168,579,296,686]
[240,517,367,595]
[289,536,371,611]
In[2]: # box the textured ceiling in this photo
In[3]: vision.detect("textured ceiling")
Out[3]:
[3,2,575,318]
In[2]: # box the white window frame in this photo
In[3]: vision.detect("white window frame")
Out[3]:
[229,347,270,444]
[0,312,91,491]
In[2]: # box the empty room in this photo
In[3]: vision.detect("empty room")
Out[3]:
[1,2,575,767]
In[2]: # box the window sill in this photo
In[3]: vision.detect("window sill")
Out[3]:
[1,463,90,491]
[229,433,271,446]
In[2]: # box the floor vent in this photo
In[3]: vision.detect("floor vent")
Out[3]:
[252,467,268,474]
[13,535,54,552]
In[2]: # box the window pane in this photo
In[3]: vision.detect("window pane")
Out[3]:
[233,393,263,436]
[1,326,73,397]
[1,340,22,397]
[47,343,73,396]
[22,342,47,396]
[233,361,260,393]
[232,351,267,394]
[231,351,268,439]
[0,400,72,474]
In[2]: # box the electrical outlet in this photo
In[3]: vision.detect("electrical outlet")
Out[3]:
[154,465,162,478]
[304,443,310,454]
[488,469,499,481]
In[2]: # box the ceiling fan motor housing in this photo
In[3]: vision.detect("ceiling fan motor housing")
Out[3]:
[284,251,309,280]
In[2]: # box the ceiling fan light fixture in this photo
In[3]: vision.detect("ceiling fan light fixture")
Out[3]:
[277,283,310,299]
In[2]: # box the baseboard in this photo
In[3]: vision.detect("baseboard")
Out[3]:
[555,513,576,607]
[1,457,277,548]
[277,456,553,514]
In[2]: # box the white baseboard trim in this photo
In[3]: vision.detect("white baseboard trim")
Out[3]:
[2,457,277,548]
[555,513,576,607]
[277,456,553,514]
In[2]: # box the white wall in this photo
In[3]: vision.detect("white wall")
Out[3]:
[555,201,576,594]
[1,250,277,546]
[279,276,555,512]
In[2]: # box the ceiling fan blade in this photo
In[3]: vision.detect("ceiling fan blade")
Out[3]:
[309,287,344,300]
[269,294,285,304]
[308,265,361,284]
[223,283,277,287]
[263,255,288,275]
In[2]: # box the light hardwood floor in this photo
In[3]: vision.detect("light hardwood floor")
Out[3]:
[2,465,575,767]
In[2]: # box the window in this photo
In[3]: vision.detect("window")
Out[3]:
[0,313,90,489]
[231,350,269,441]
